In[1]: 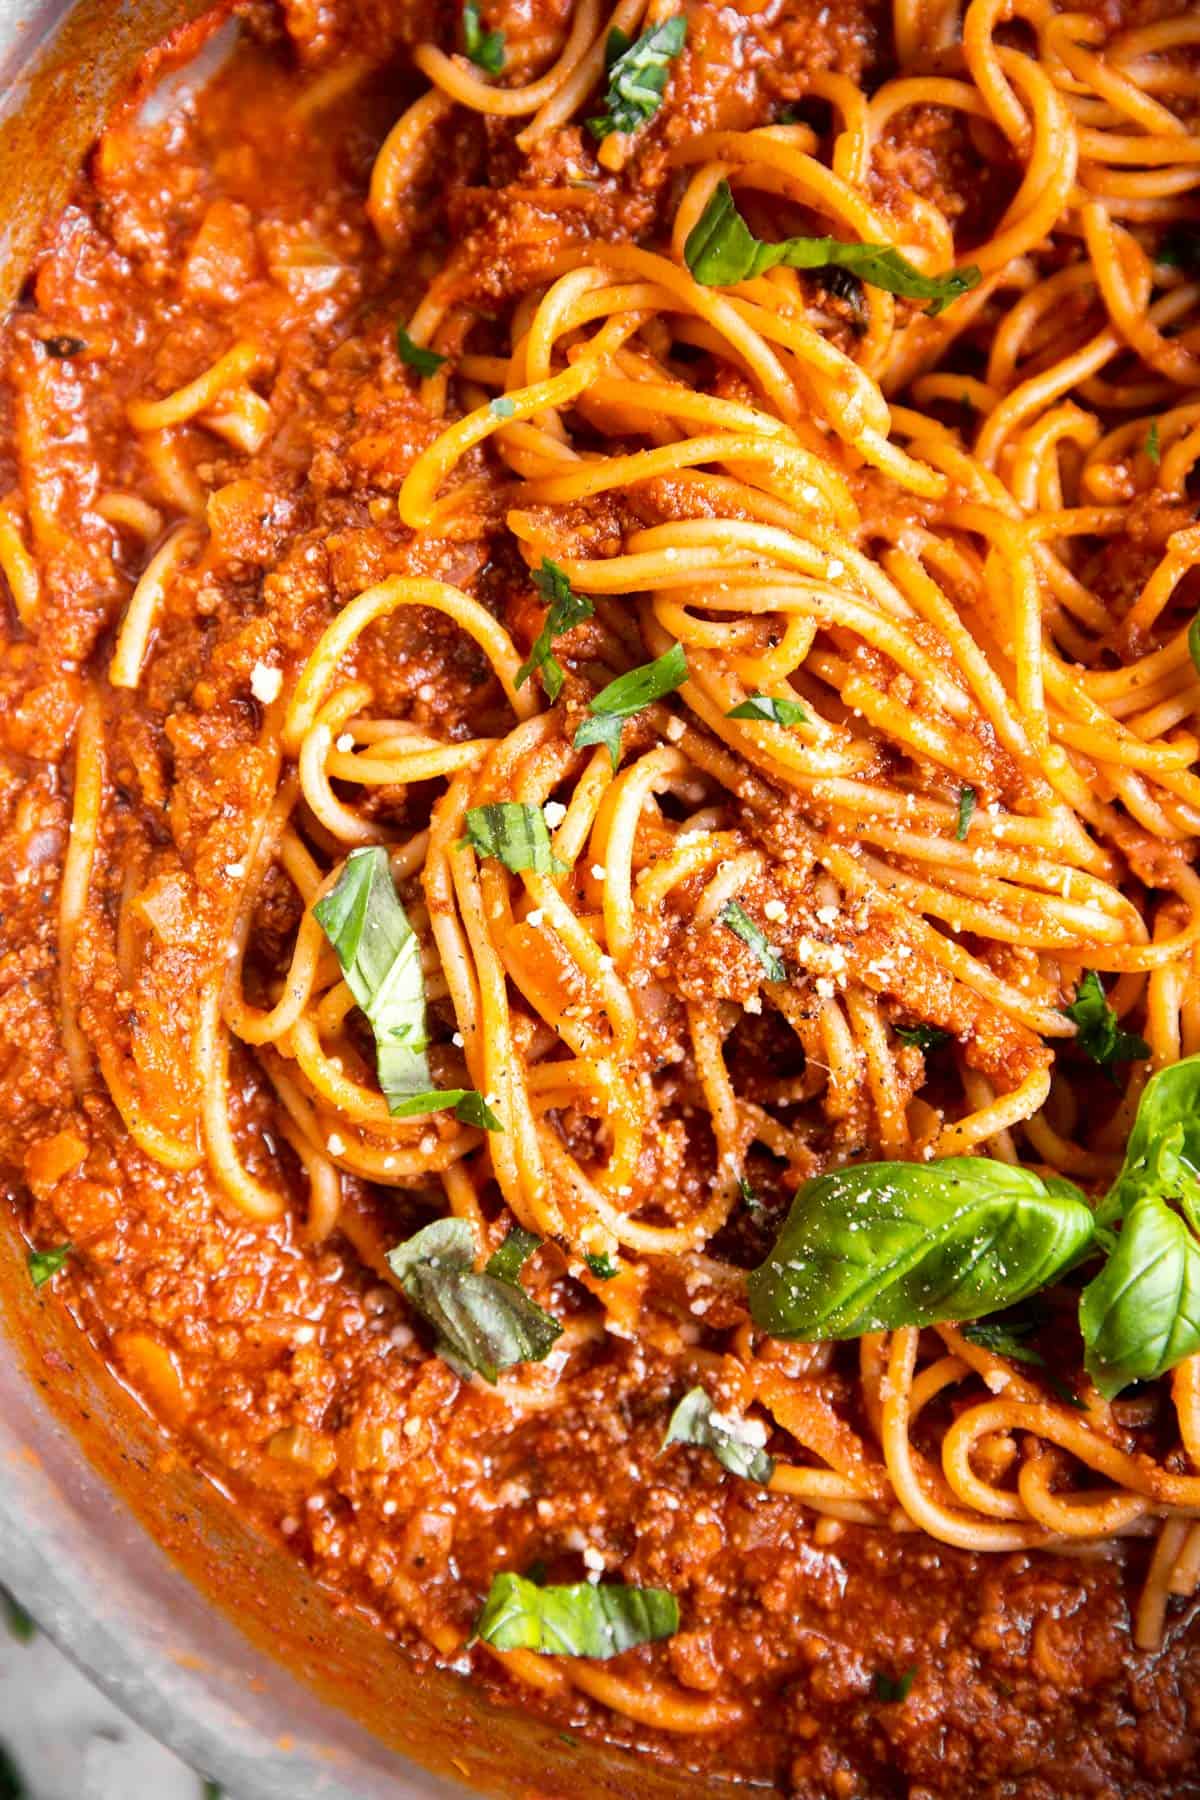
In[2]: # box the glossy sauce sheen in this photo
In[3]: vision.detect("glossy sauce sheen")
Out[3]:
[0,2,1198,1795]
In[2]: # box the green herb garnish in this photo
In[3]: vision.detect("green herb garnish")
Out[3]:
[684,181,980,316]
[473,1570,678,1656]
[587,16,686,140]
[1062,970,1149,1069]
[954,785,976,841]
[720,900,785,982]
[465,803,566,875]
[28,1243,72,1289]
[662,1387,775,1484]
[462,0,505,71]
[573,642,687,769]
[893,1023,951,1052]
[726,691,807,726]
[747,1159,1095,1340]
[387,1218,561,1382]
[516,559,594,702]
[485,1226,542,1283]
[396,325,447,377]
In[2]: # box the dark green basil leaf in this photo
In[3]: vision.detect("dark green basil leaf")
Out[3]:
[465,802,566,875]
[1146,420,1161,466]
[473,1570,678,1656]
[955,784,976,841]
[873,1668,915,1703]
[462,0,504,71]
[893,1022,950,1052]
[28,1242,72,1288]
[748,1158,1095,1339]
[720,900,785,982]
[573,642,687,769]
[1103,1055,1200,1228]
[1080,1193,1200,1399]
[684,181,980,316]
[584,1252,617,1280]
[313,846,436,1112]
[1,1589,34,1645]
[396,325,446,376]
[387,1218,561,1382]
[587,16,686,140]
[726,691,807,726]
[454,1090,504,1131]
[662,1386,775,1485]
[486,1226,541,1282]
[960,1318,1045,1367]
[1061,970,1149,1069]
[516,559,594,701]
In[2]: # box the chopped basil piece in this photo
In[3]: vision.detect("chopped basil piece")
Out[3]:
[396,325,446,377]
[873,1668,916,1703]
[961,1318,1046,1367]
[748,1159,1095,1339]
[894,1022,951,1052]
[955,784,976,841]
[1,1589,34,1644]
[387,1217,561,1382]
[573,642,687,769]
[1145,419,1161,466]
[1190,611,1200,679]
[720,900,785,982]
[662,1387,775,1485]
[313,847,436,1113]
[486,1226,541,1283]
[1062,970,1149,1068]
[726,691,807,726]
[40,335,86,359]
[684,181,980,316]
[584,1252,617,1280]
[464,802,566,874]
[388,1087,503,1130]
[473,1570,678,1656]
[587,16,686,140]
[490,395,516,418]
[516,559,594,701]
[202,1785,223,1800]
[462,0,504,71]
[28,1242,72,1288]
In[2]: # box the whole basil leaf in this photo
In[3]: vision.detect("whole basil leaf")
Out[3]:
[473,1570,678,1657]
[1103,1054,1200,1231]
[1079,1193,1200,1399]
[662,1387,775,1484]
[387,1218,561,1382]
[748,1159,1095,1339]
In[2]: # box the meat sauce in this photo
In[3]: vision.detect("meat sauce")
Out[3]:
[0,1,1197,1794]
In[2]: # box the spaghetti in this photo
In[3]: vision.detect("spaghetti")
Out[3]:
[8,0,1200,1782]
